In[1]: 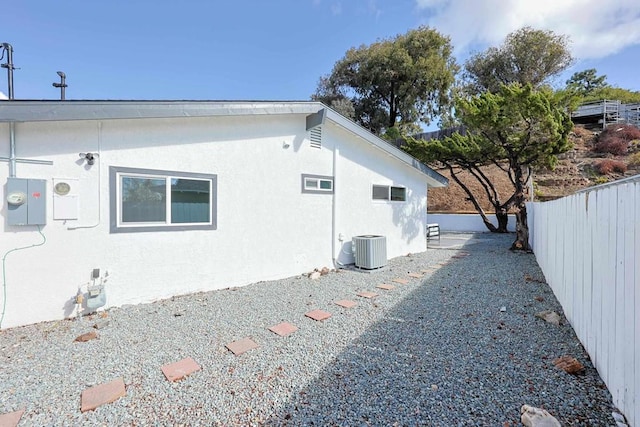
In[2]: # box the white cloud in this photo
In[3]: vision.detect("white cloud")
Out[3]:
[415,0,640,59]
[0,91,7,100]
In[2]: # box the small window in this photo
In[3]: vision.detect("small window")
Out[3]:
[372,185,407,202]
[302,174,334,194]
[372,185,389,200]
[319,180,332,190]
[390,186,406,201]
[110,166,216,233]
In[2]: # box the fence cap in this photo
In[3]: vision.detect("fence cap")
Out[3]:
[574,174,640,194]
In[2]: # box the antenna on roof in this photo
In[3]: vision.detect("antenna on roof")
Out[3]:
[53,71,67,100]
[1,42,15,99]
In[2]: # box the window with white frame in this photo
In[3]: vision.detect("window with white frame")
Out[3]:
[372,184,406,201]
[302,174,334,194]
[110,166,217,233]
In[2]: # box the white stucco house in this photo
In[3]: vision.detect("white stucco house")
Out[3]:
[0,100,447,329]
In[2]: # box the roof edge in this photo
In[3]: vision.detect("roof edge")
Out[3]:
[323,109,448,187]
[0,99,448,187]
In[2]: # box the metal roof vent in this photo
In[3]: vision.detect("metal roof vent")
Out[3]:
[306,109,325,149]
[309,126,322,149]
[352,235,387,269]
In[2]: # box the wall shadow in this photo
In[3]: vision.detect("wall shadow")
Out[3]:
[264,236,615,425]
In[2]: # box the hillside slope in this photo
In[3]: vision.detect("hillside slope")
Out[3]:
[428,125,640,213]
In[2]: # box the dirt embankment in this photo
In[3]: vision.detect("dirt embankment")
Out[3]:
[428,125,640,213]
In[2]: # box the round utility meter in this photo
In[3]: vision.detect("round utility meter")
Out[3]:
[54,181,71,196]
[7,191,27,206]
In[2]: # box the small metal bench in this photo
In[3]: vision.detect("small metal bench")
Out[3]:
[426,223,440,240]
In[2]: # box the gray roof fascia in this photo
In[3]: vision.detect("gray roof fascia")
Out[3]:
[323,109,449,187]
[0,100,322,123]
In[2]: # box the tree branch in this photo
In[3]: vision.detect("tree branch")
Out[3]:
[445,163,499,232]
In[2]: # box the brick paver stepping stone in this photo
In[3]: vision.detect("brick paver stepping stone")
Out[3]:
[226,337,259,356]
[305,309,332,321]
[392,278,409,285]
[408,273,423,279]
[335,299,357,308]
[0,408,25,427]
[357,291,378,299]
[376,284,395,290]
[453,252,470,258]
[74,331,98,342]
[80,378,126,413]
[269,322,299,336]
[161,357,201,382]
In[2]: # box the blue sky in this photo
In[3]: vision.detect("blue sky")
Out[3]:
[2,0,639,104]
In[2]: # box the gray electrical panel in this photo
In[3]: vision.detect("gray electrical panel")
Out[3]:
[6,178,47,225]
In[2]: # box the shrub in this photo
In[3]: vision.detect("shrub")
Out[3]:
[594,159,627,175]
[594,124,640,155]
[594,134,628,155]
[572,126,593,139]
[628,152,640,167]
[609,124,640,140]
[593,176,609,185]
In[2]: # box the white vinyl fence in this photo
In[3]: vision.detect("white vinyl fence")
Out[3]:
[528,175,639,426]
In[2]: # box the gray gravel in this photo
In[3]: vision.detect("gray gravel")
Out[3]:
[0,233,618,426]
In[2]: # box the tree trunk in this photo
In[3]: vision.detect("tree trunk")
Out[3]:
[495,208,509,233]
[511,202,531,251]
[510,167,532,251]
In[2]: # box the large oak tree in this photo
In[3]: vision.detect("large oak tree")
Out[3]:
[313,26,458,135]
[463,27,573,95]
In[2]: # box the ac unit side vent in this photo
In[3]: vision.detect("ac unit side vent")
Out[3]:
[352,235,387,269]
[309,126,322,149]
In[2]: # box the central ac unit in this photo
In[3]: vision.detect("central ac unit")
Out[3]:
[352,235,387,269]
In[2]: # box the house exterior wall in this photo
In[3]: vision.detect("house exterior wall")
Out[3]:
[0,114,428,328]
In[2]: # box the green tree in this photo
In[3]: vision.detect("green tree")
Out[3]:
[405,84,573,251]
[312,26,458,135]
[565,68,609,97]
[463,27,573,94]
[404,131,512,233]
[558,70,640,108]
[584,86,640,104]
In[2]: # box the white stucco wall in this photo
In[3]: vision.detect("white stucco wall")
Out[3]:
[427,213,516,232]
[0,114,429,328]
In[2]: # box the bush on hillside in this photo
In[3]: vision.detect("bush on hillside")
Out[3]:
[594,159,627,175]
[595,137,628,155]
[594,124,640,156]
[628,152,640,167]
[571,126,593,139]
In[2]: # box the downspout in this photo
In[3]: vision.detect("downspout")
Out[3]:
[332,142,340,269]
[9,122,16,177]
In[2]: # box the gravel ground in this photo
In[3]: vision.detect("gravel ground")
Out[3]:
[0,233,618,426]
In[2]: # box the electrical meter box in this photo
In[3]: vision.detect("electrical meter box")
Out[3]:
[6,178,47,225]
